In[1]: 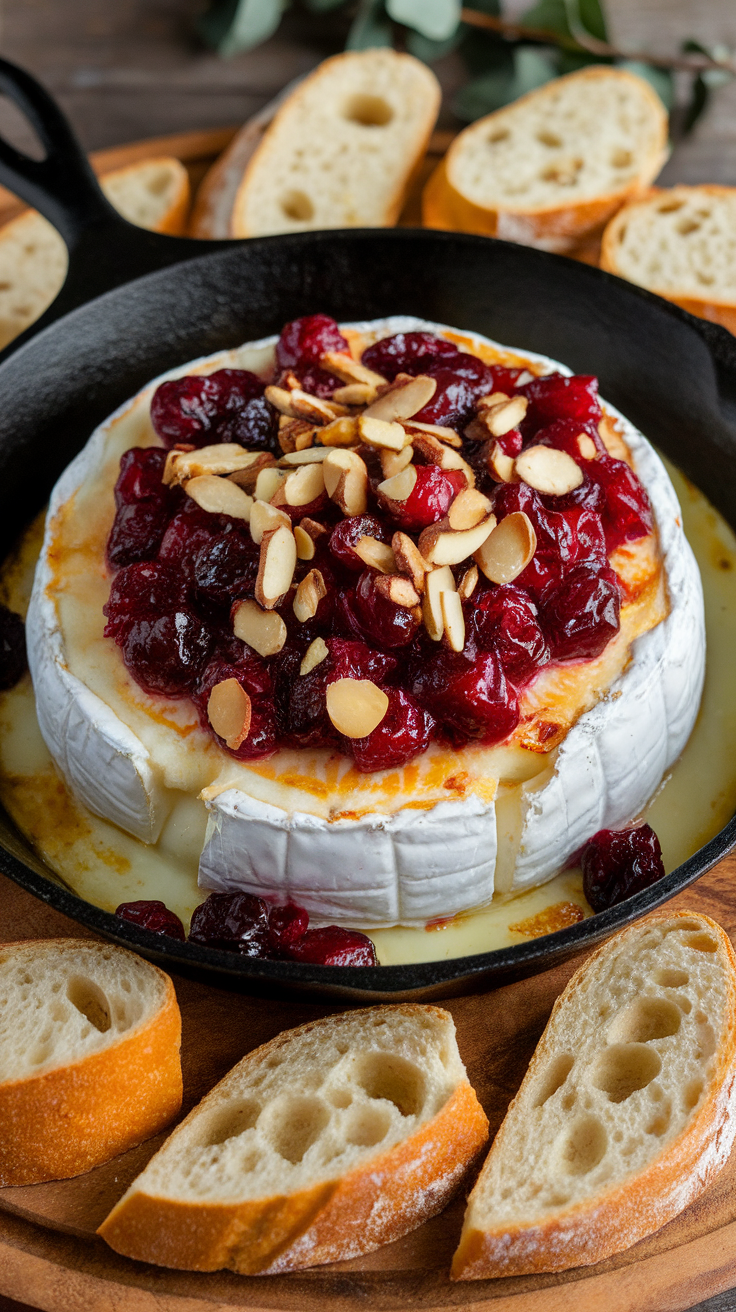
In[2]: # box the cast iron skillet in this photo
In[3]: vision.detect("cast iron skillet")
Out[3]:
[0,58,734,1001]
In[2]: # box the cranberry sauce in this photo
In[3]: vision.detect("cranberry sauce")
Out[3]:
[104,317,655,773]
[581,825,665,911]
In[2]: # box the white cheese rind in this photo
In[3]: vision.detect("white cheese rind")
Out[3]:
[26,317,704,927]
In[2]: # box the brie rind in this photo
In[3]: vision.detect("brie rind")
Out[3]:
[26,317,704,927]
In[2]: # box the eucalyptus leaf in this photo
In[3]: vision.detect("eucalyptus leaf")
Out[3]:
[617,59,673,109]
[512,46,558,95]
[198,0,285,55]
[565,0,607,43]
[682,74,709,135]
[520,0,571,39]
[387,0,460,42]
[406,27,463,62]
[347,0,393,48]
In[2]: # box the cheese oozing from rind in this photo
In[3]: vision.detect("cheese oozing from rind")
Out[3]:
[25,318,705,928]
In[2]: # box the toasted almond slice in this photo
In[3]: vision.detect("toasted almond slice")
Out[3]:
[300,636,329,676]
[256,525,297,609]
[475,511,537,585]
[282,371,302,391]
[282,462,326,507]
[293,568,327,623]
[265,384,299,415]
[163,443,255,486]
[265,385,347,424]
[363,374,437,422]
[254,467,288,503]
[207,678,252,751]
[422,564,456,642]
[392,531,428,593]
[577,433,598,460]
[515,444,583,496]
[354,536,396,573]
[250,499,292,545]
[227,452,276,491]
[448,487,493,531]
[326,678,389,738]
[323,449,368,516]
[318,416,360,448]
[375,574,420,608]
[321,351,386,387]
[380,445,414,479]
[278,417,316,454]
[294,525,316,560]
[419,514,496,567]
[377,464,417,503]
[488,441,518,484]
[233,599,287,657]
[358,415,411,452]
[279,447,331,465]
[299,517,328,542]
[441,590,465,653]
[401,419,462,448]
[477,391,510,407]
[184,475,253,521]
[411,433,475,486]
[333,383,378,406]
[458,564,478,601]
[480,394,528,438]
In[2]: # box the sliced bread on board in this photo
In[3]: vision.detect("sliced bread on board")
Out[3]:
[0,155,190,350]
[0,938,182,1186]
[601,185,736,335]
[452,910,736,1279]
[99,1003,488,1273]
[191,49,440,239]
[423,66,668,253]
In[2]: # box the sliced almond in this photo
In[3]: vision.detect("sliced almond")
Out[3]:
[321,350,386,388]
[256,525,297,609]
[282,462,326,507]
[227,452,276,491]
[250,499,291,545]
[488,441,518,484]
[411,433,475,485]
[323,449,368,516]
[299,517,328,542]
[300,636,329,676]
[422,564,456,642]
[333,382,378,406]
[278,417,316,454]
[515,445,583,496]
[163,443,256,486]
[441,590,465,653]
[326,678,389,738]
[474,511,537,585]
[358,415,411,452]
[184,475,253,521]
[377,463,417,504]
[375,574,420,608]
[363,374,437,422]
[255,466,287,503]
[380,445,414,479]
[577,433,598,460]
[457,564,478,601]
[207,678,252,751]
[279,447,331,465]
[233,599,287,657]
[265,385,346,424]
[476,394,528,437]
[293,568,327,623]
[401,419,462,448]
[353,536,396,573]
[294,525,316,560]
[318,416,360,448]
[419,513,496,567]
[448,487,493,531]
[392,532,428,593]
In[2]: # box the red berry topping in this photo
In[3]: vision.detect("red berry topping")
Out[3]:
[195,657,277,759]
[587,457,653,550]
[104,561,188,641]
[413,353,495,427]
[288,925,377,966]
[276,314,350,370]
[107,501,172,569]
[350,688,434,772]
[157,505,217,576]
[0,604,27,690]
[412,649,519,746]
[115,900,186,940]
[378,465,465,531]
[521,374,602,434]
[151,369,274,451]
[286,636,396,746]
[122,609,213,696]
[193,531,260,609]
[360,331,460,380]
[189,891,272,956]
[351,569,420,648]
[581,824,665,911]
[468,585,548,685]
[187,891,377,966]
[329,514,390,572]
[268,902,309,952]
[114,447,171,506]
[540,564,621,662]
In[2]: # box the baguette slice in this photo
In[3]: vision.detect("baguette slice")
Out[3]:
[0,156,189,350]
[99,1004,488,1273]
[601,185,736,336]
[216,50,440,239]
[0,938,182,1186]
[453,911,736,1280]
[423,67,668,253]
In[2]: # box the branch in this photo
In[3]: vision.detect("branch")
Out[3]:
[459,8,736,77]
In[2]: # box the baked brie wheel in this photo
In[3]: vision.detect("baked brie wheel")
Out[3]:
[26,317,704,928]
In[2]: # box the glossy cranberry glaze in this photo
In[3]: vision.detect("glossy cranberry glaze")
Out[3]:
[115,899,186,940]
[185,890,377,965]
[104,317,656,772]
[581,824,665,911]
[0,604,27,691]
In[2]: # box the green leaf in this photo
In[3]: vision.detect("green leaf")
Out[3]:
[682,74,709,135]
[387,0,460,42]
[453,45,558,119]
[617,59,673,110]
[520,0,571,38]
[565,0,607,43]
[512,46,558,95]
[198,0,285,55]
[347,0,393,48]
[406,27,463,61]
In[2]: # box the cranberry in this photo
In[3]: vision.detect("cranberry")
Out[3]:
[151,369,273,450]
[348,570,419,649]
[123,609,213,696]
[198,652,272,702]
[361,331,460,380]
[350,689,434,772]
[195,657,277,759]
[0,605,27,690]
[378,466,464,531]
[534,419,607,464]
[276,314,349,370]
[104,562,188,641]
[288,925,377,967]
[587,458,653,550]
[189,891,271,956]
[581,824,665,911]
[493,482,558,554]
[268,902,309,952]
[540,565,620,662]
[284,364,342,399]
[521,374,602,435]
[468,585,548,684]
[412,649,519,746]
[114,447,170,506]
[488,365,527,393]
[329,514,390,572]
[158,505,217,576]
[107,501,171,568]
[115,900,186,941]
[414,354,495,427]
[193,532,260,609]
[287,636,396,745]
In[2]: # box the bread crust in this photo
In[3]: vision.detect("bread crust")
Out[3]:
[98,1004,488,1273]
[0,939,182,1186]
[102,157,191,236]
[452,912,736,1279]
[423,68,668,253]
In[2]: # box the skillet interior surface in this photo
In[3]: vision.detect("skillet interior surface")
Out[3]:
[1,228,736,999]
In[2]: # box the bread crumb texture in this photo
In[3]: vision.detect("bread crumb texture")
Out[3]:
[603,186,736,302]
[453,912,736,1279]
